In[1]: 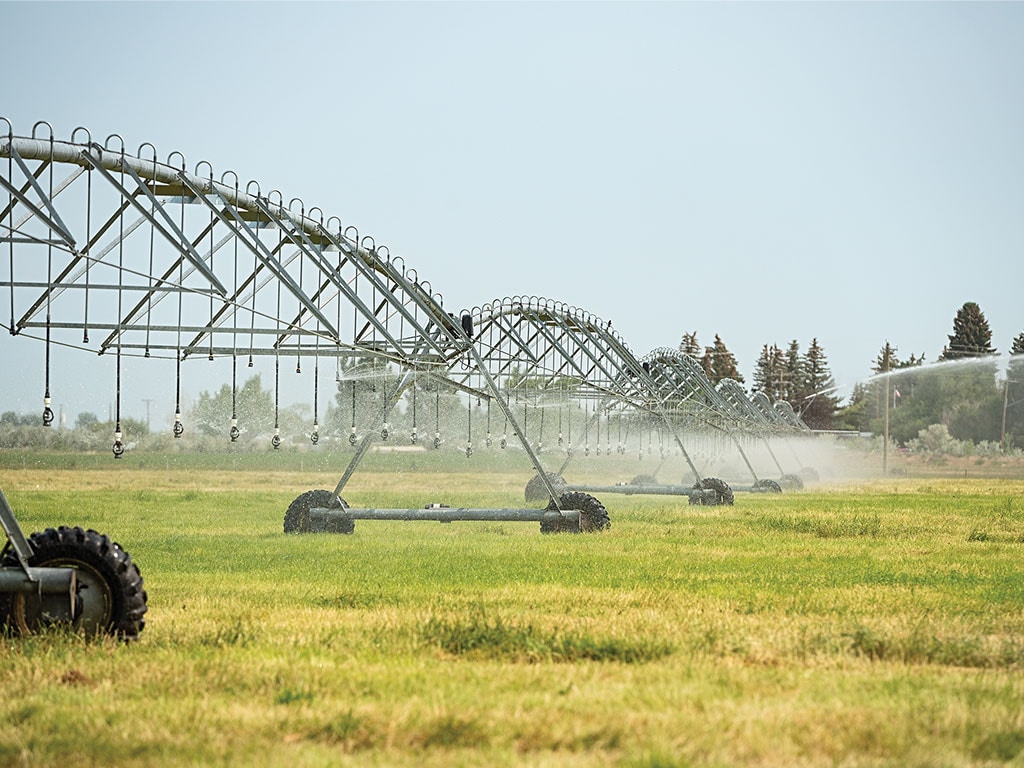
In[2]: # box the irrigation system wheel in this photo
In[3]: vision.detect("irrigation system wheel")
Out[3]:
[798,466,819,483]
[754,479,783,494]
[541,492,611,534]
[524,472,569,503]
[688,477,735,506]
[778,473,805,491]
[0,526,147,640]
[283,490,352,534]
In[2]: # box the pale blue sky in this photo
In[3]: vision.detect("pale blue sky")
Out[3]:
[2,1,1022,424]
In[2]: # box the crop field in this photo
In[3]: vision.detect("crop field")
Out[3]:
[1,451,1023,767]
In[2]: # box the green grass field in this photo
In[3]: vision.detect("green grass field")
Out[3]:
[2,453,1023,767]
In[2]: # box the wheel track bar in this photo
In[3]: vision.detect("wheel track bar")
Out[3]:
[310,507,578,524]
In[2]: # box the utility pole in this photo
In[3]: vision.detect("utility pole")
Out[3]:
[141,398,154,431]
[883,370,889,476]
[1002,378,1014,454]
[882,345,895,476]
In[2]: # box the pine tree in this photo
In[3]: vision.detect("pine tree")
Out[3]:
[679,331,700,356]
[707,334,744,385]
[1006,332,1024,450]
[872,341,900,374]
[939,301,996,360]
[784,340,803,404]
[753,345,773,396]
[753,344,786,401]
[800,338,840,429]
[1013,333,1024,356]
[699,348,714,380]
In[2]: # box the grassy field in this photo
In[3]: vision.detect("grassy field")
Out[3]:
[1,452,1023,767]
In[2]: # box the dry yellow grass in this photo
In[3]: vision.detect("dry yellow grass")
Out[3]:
[2,460,1023,766]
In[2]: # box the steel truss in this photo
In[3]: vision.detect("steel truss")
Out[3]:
[2,120,812,534]
[1,120,602,531]
[638,348,813,491]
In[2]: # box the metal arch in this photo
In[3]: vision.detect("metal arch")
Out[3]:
[639,349,814,485]
[0,125,469,367]
[459,297,644,407]
[2,119,815,517]
[0,120,586,515]
[446,297,719,486]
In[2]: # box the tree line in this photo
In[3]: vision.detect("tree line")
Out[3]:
[679,301,1023,449]
[3,303,1020,453]
[677,332,840,430]
[837,302,1023,450]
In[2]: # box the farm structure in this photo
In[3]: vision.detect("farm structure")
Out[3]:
[0,119,616,538]
[1,118,812,565]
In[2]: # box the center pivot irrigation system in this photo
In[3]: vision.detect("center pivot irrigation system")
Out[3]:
[1,119,813,634]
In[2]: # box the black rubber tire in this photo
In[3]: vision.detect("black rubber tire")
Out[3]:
[0,526,147,640]
[798,466,819,483]
[541,491,610,534]
[778,473,804,491]
[690,477,734,506]
[283,490,353,534]
[524,472,568,503]
[754,478,783,494]
[629,474,659,486]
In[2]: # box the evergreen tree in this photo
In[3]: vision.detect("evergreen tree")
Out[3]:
[931,302,1001,442]
[799,338,840,429]
[699,347,714,380]
[784,340,803,404]
[939,301,996,360]
[753,344,786,401]
[706,334,744,385]
[832,381,871,432]
[679,331,700,356]
[1005,331,1024,450]
[873,341,900,374]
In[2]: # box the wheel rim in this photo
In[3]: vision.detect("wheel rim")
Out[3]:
[11,558,113,636]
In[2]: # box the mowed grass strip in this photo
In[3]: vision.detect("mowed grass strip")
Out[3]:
[1,464,1023,767]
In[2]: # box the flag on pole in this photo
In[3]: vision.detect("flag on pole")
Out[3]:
[893,387,901,398]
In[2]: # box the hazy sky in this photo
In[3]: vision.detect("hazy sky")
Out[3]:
[2,1,1022,425]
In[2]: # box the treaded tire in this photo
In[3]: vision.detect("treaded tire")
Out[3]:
[754,479,783,494]
[284,490,353,534]
[541,491,610,534]
[778,473,804,491]
[689,477,734,506]
[0,526,147,640]
[798,466,819,483]
[524,472,568,503]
